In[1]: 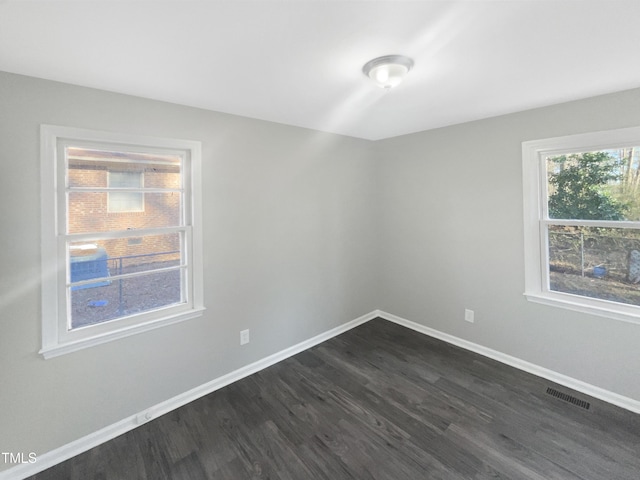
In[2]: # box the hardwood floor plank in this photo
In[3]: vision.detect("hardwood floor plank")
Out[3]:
[169,451,208,480]
[29,318,640,479]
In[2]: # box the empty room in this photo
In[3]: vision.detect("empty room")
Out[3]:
[1,1,639,479]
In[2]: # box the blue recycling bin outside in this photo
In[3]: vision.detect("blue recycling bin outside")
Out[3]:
[70,246,111,290]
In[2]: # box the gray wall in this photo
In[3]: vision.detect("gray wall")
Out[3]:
[0,71,379,465]
[375,87,640,402]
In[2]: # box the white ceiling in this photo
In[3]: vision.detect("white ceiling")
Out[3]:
[1,1,640,140]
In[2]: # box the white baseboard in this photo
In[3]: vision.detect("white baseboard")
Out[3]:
[0,311,377,480]
[4,309,639,479]
[375,309,640,415]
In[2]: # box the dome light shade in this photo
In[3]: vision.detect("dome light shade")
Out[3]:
[363,55,414,89]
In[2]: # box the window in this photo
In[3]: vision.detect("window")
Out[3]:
[40,125,204,358]
[108,171,144,212]
[523,126,640,325]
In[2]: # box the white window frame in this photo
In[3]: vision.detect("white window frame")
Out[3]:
[40,125,205,358]
[523,125,640,325]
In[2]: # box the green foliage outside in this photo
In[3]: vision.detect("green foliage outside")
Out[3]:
[547,148,640,222]
[547,151,628,220]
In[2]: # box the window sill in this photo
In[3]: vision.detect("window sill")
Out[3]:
[40,307,206,359]
[524,292,640,326]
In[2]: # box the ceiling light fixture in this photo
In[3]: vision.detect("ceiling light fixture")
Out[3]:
[362,55,414,89]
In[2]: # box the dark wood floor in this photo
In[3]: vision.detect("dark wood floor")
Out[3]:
[30,318,640,479]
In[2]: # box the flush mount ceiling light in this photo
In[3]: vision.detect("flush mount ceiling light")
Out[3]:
[362,55,414,89]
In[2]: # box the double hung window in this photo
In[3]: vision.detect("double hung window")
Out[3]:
[40,125,204,357]
[523,126,640,324]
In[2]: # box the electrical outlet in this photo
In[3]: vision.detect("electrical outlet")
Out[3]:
[240,329,250,345]
[464,309,475,323]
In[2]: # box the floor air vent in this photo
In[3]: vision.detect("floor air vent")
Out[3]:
[546,387,590,410]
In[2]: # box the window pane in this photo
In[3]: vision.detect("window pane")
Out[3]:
[69,244,110,289]
[548,225,640,306]
[108,171,144,212]
[546,148,640,221]
[67,147,181,189]
[109,171,142,188]
[69,234,181,285]
[68,191,182,233]
[70,269,184,329]
[108,191,144,212]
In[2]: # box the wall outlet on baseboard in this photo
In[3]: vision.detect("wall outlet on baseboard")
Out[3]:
[240,329,250,345]
[464,309,475,323]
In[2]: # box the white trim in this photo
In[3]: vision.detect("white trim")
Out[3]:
[524,292,640,326]
[376,310,640,414]
[522,126,640,324]
[39,307,206,359]
[1,311,377,480]
[40,126,60,352]
[523,126,640,156]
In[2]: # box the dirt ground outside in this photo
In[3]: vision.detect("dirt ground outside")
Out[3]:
[71,261,181,328]
[550,270,640,306]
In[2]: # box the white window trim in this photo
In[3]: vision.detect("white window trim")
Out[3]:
[40,125,205,358]
[522,125,640,326]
